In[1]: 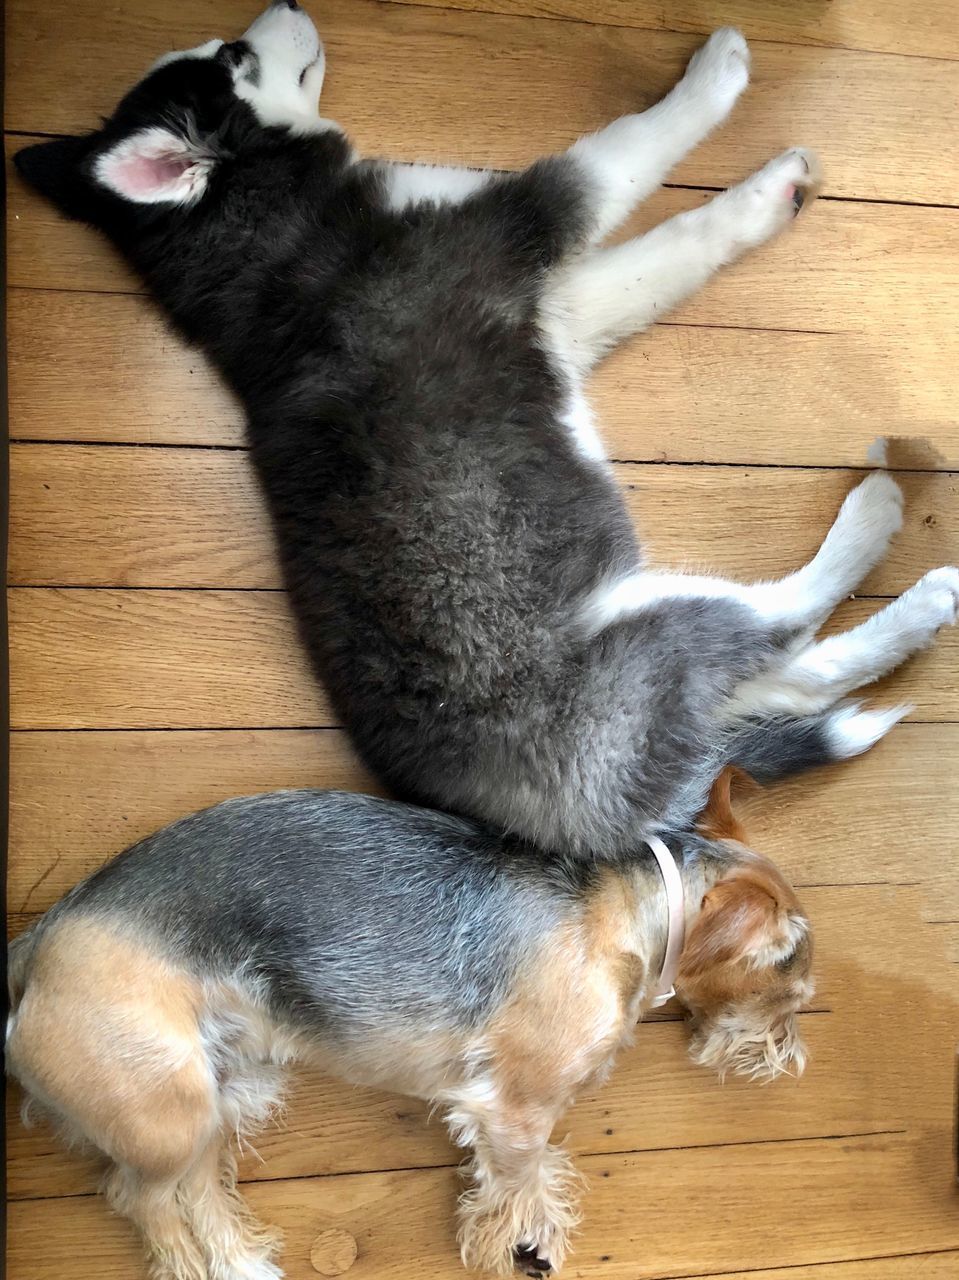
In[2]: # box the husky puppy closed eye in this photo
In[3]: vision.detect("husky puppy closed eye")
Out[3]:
[8,775,812,1279]
[17,4,958,858]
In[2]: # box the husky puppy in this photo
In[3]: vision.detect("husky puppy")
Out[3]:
[16,4,957,856]
[8,776,812,1279]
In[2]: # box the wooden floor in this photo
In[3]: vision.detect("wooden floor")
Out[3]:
[6,1,959,1277]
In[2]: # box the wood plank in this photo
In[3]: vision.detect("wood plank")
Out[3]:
[9,290,959,469]
[681,1259,959,1280]
[7,729,378,914]
[9,446,959,590]
[0,1009,847,1198]
[607,190,959,339]
[8,443,271,588]
[598,324,959,471]
[8,726,959,919]
[9,587,959,730]
[7,588,327,730]
[748,726,959,924]
[386,0,959,62]
[0,1006,896,1200]
[5,1,958,204]
[7,290,241,446]
[8,1131,959,1279]
[9,874,956,1019]
[7,141,140,294]
[10,143,959,341]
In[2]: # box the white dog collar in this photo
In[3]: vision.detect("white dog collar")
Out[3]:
[646,835,686,1008]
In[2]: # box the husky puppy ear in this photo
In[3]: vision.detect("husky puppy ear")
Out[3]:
[14,135,98,221]
[16,126,220,217]
[94,127,219,205]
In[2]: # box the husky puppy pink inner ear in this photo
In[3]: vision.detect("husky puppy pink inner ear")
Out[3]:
[95,127,213,204]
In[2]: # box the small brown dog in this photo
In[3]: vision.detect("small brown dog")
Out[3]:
[7,771,811,1280]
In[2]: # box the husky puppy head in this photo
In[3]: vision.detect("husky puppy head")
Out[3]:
[15,2,331,220]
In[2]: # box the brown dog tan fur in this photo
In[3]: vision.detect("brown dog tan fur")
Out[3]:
[8,776,813,1279]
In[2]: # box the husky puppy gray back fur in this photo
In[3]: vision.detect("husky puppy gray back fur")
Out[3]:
[16,4,958,859]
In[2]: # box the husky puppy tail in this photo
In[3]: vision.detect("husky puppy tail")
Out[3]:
[726,704,910,782]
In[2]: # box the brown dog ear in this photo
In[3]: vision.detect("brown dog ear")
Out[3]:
[696,765,753,844]
[679,863,806,980]
[679,874,780,976]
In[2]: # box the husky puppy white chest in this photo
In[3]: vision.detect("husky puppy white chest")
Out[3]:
[17,3,958,857]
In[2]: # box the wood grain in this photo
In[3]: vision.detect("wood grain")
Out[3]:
[0,1010,900,1200]
[680,1258,959,1280]
[9,446,958,590]
[9,587,959,731]
[7,729,378,914]
[8,1130,959,1279]
[8,724,959,919]
[596,323,959,471]
[7,588,327,729]
[10,158,959,344]
[7,290,241,446]
[385,0,959,61]
[7,0,958,203]
[9,443,271,588]
[7,1,959,1273]
[0,1011,852,1197]
[9,290,959,468]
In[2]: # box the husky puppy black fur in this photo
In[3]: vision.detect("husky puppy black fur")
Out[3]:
[8,779,812,1279]
[16,4,958,857]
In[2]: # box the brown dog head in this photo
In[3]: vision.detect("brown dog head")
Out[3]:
[674,767,814,1081]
